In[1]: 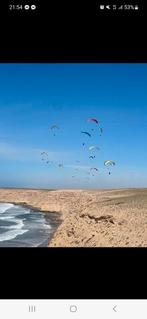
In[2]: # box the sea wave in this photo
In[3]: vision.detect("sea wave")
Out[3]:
[0,218,25,230]
[0,203,52,245]
[0,203,14,214]
[0,203,28,241]
[0,229,28,242]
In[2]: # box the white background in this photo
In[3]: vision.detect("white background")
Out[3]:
[0,300,146,319]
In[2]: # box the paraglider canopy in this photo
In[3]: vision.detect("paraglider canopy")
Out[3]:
[87,118,99,124]
[50,125,60,130]
[90,167,98,171]
[41,151,48,156]
[81,131,91,137]
[104,160,115,166]
[89,145,100,151]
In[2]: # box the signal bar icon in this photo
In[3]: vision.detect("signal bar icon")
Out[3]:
[29,305,36,313]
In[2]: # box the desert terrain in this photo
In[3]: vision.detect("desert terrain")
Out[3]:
[0,188,146,247]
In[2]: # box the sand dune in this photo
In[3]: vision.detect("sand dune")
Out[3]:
[0,188,146,247]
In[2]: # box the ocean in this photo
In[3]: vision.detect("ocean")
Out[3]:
[0,203,55,247]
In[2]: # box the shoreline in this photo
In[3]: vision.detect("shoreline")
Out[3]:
[0,188,146,247]
[0,200,62,247]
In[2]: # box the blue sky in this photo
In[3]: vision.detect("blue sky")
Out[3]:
[0,63,147,189]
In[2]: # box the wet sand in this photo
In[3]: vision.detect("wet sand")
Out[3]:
[0,188,147,247]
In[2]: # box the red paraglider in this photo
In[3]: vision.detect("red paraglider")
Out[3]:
[87,118,99,124]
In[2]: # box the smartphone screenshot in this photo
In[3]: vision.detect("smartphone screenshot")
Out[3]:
[0,0,146,307]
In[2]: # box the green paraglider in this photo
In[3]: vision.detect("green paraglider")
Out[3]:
[104,160,116,175]
[104,160,115,166]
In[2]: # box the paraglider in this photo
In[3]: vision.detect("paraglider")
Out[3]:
[81,131,91,137]
[50,125,60,136]
[50,125,60,130]
[90,167,99,171]
[87,118,103,136]
[89,145,100,151]
[41,152,48,156]
[89,156,95,159]
[87,118,99,124]
[104,160,115,166]
[104,160,116,175]
[40,151,48,162]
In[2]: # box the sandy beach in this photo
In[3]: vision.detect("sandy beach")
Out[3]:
[0,188,147,247]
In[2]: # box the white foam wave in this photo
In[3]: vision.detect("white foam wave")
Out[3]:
[0,203,28,241]
[42,223,51,229]
[0,202,52,245]
[0,203,14,214]
[0,218,25,230]
[0,229,28,242]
